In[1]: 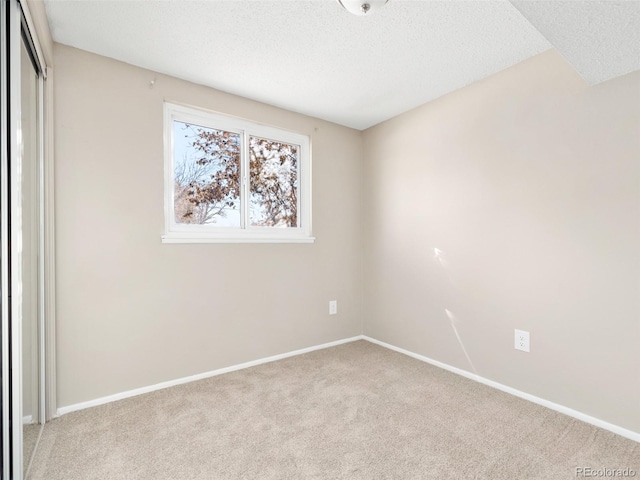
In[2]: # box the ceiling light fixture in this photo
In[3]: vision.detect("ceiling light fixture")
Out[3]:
[337,0,389,16]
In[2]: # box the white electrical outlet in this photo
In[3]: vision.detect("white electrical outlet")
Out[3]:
[514,329,530,352]
[329,300,337,315]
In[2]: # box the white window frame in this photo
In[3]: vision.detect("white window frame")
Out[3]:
[162,102,314,243]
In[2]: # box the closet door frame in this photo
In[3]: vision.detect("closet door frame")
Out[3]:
[1,0,53,478]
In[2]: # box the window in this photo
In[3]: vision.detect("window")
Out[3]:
[163,103,313,243]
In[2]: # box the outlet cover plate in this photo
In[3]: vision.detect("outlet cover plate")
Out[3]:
[329,300,337,315]
[515,329,530,352]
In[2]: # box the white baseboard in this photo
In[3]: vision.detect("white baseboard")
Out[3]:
[57,335,365,417]
[362,336,640,443]
[22,415,32,425]
[55,333,639,443]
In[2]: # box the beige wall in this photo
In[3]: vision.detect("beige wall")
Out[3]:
[362,50,640,432]
[54,44,363,408]
[55,42,639,434]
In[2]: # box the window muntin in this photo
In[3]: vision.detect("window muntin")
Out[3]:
[163,103,313,243]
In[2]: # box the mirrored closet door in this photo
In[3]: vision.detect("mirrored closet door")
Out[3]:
[1,1,49,478]
[20,16,44,478]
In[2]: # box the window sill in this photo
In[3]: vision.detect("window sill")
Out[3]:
[162,233,316,244]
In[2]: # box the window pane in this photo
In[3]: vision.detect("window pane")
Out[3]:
[173,120,241,226]
[249,136,299,228]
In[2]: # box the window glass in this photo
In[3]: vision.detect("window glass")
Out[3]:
[173,121,241,227]
[249,136,299,228]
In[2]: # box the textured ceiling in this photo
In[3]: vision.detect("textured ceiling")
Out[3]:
[43,1,638,130]
[511,0,640,85]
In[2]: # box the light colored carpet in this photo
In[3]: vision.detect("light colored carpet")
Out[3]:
[23,423,42,471]
[28,341,639,479]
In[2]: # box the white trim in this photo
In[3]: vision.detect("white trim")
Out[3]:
[22,415,32,425]
[1,2,12,475]
[44,64,56,422]
[57,335,365,416]
[241,129,249,229]
[54,333,639,443]
[37,69,46,425]
[163,102,313,244]
[362,336,640,443]
[10,0,25,476]
[162,234,316,244]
